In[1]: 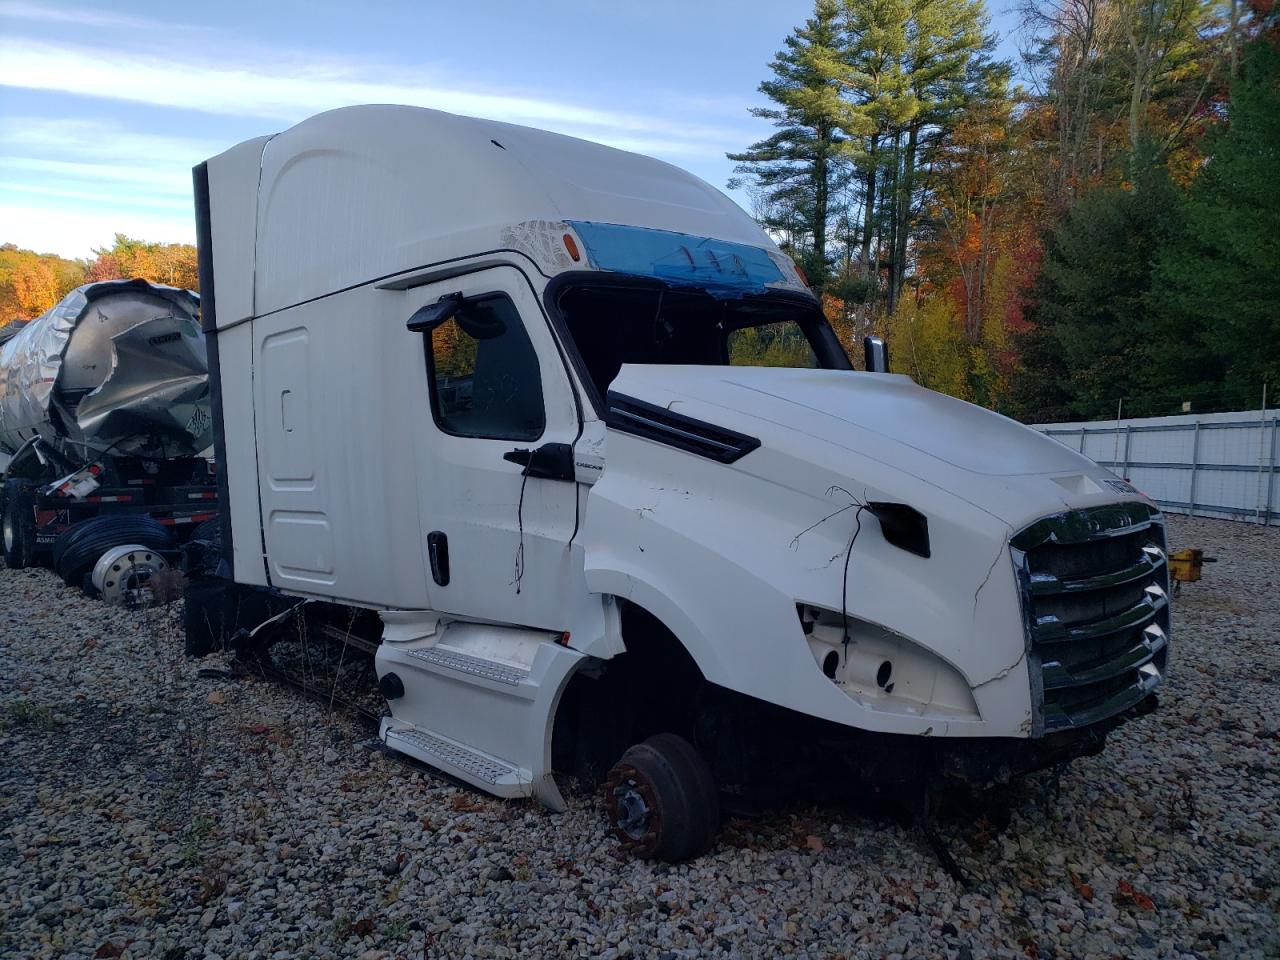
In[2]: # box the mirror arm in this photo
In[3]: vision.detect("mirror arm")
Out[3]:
[504,442,576,482]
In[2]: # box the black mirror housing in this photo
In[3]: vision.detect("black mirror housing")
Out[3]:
[407,293,465,333]
[863,335,890,373]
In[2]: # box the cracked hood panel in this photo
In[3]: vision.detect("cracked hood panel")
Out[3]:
[605,364,1147,531]
[0,279,207,459]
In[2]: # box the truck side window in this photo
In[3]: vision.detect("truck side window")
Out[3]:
[428,294,545,441]
[726,321,818,368]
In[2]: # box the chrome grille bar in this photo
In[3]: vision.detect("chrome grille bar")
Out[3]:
[1012,502,1170,736]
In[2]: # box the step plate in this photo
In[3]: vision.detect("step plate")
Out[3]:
[408,647,529,686]
[385,726,518,786]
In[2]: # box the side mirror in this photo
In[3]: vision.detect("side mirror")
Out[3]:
[863,335,889,373]
[407,293,464,333]
[407,293,508,340]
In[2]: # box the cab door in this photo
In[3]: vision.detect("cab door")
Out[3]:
[401,265,582,631]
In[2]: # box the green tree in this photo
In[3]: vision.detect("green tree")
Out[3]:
[729,0,865,293]
[1019,148,1184,419]
[1152,36,1280,401]
[883,0,1007,313]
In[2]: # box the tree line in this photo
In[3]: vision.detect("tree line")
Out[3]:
[0,235,199,327]
[730,0,1278,420]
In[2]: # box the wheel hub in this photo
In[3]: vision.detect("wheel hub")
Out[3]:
[603,762,661,850]
[612,779,651,840]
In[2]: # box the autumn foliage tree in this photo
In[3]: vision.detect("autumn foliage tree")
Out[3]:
[85,234,199,291]
[0,234,199,327]
[742,0,1271,419]
[0,244,85,322]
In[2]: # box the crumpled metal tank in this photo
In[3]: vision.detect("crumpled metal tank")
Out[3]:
[0,279,209,461]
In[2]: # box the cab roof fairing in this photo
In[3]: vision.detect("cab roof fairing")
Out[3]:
[209,104,795,317]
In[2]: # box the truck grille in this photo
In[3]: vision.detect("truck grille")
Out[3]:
[1011,503,1169,734]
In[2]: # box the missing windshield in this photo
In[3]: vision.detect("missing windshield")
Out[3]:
[552,278,849,402]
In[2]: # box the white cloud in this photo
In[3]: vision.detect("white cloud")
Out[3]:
[0,0,185,32]
[0,180,192,212]
[2,118,225,168]
[0,156,192,195]
[0,20,761,255]
[0,36,750,158]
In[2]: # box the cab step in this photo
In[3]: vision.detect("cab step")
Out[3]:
[374,615,589,812]
[383,723,528,795]
[407,646,531,688]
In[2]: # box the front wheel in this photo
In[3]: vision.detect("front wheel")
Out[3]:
[604,733,720,862]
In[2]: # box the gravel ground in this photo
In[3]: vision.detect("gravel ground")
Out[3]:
[1,514,1277,960]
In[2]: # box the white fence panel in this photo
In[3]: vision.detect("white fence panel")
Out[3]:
[1032,409,1278,525]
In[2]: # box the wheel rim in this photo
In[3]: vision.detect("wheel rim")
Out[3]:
[92,544,169,606]
[2,516,13,553]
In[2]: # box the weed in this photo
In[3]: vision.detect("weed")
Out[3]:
[180,815,214,866]
[5,700,54,730]
[331,911,354,940]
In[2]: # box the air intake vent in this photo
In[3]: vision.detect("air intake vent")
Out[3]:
[1011,503,1169,734]
[605,392,761,463]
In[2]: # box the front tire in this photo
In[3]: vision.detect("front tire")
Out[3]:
[604,733,720,862]
[2,478,37,569]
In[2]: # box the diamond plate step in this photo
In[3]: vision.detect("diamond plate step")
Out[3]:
[408,647,529,686]
[385,726,521,786]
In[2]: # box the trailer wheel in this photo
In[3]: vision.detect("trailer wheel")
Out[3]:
[2,479,37,569]
[53,516,175,588]
[604,733,720,862]
[188,517,222,545]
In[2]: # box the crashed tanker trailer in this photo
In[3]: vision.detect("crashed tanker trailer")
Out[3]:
[0,279,219,595]
[193,105,1169,862]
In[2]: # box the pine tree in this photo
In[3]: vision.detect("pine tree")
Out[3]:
[1022,150,1184,419]
[728,0,866,293]
[885,0,1007,313]
[1152,36,1280,401]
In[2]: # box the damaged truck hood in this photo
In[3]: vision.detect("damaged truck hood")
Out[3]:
[605,365,1137,530]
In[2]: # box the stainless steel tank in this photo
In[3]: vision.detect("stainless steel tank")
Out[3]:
[0,279,209,461]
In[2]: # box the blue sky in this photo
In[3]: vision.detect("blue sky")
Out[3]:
[0,0,1023,259]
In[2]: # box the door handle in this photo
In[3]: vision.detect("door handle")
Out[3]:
[503,442,576,482]
[427,530,450,586]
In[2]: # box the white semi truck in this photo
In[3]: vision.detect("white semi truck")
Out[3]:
[194,105,1168,861]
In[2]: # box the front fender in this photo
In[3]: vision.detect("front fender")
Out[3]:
[581,429,1036,739]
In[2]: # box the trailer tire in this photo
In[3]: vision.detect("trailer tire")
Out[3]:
[52,516,104,570]
[2,478,37,569]
[604,733,720,862]
[188,517,221,545]
[53,516,175,588]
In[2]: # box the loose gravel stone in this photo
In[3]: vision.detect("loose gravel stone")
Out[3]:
[1,514,1277,959]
